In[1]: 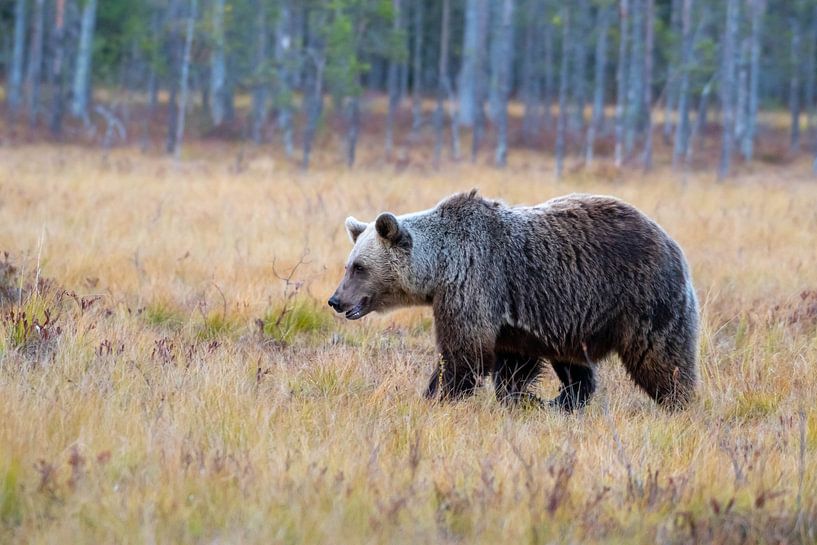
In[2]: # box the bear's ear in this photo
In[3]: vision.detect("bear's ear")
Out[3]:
[345,216,367,243]
[375,212,411,247]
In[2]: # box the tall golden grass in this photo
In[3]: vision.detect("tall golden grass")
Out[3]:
[1,141,816,544]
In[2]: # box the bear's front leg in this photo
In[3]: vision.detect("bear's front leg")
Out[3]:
[425,344,495,401]
[428,299,497,401]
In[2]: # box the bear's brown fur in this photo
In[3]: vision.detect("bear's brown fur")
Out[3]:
[329,191,699,410]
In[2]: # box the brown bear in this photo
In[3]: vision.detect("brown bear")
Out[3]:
[328,191,699,410]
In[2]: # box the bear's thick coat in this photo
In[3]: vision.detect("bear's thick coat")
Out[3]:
[329,191,699,409]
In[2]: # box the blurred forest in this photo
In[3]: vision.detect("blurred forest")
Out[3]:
[1,0,816,175]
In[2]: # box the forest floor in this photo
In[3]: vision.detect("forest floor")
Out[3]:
[1,135,817,544]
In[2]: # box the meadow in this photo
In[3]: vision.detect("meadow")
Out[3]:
[1,137,817,544]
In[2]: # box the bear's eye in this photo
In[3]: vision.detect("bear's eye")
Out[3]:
[352,263,366,274]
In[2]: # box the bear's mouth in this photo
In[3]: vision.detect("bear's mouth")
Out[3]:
[345,297,370,320]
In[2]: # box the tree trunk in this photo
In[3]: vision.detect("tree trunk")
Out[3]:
[614,0,629,167]
[386,0,403,157]
[555,4,571,179]
[7,0,27,119]
[250,0,268,144]
[275,1,294,157]
[434,0,452,167]
[742,0,764,160]
[70,0,97,120]
[490,0,514,167]
[543,25,554,130]
[672,0,693,168]
[687,76,713,165]
[570,0,588,133]
[173,0,198,159]
[585,2,611,166]
[734,33,749,145]
[521,0,543,144]
[345,96,360,166]
[718,0,739,180]
[49,0,68,138]
[209,0,227,127]
[411,0,424,135]
[302,12,326,170]
[165,0,182,153]
[804,3,817,132]
[663,0,682,143]
[642,0,655,170]
[789,12,802,152]
[469,0,489,161]
[25,0,45,127]
[624,0,643,158]
[458,0,488,127]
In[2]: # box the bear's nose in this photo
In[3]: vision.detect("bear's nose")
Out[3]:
[328,295,342,311]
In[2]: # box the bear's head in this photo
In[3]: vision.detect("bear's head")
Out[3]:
[328,212,416,320]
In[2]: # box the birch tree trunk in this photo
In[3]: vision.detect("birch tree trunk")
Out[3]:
[411,0,424,135]
[585,2,611,166]
[663,0,682,143]
[490,0,514,167]
[209,0,227,127]
[719,0,739,180]
[386,0,403,157]
[49,0,68,138]
[570,0,588,133]
[275,1,294,157]
[614,0,629,167]
[469,0,489,161]
[742,0,764,160]
[345,96,360,167]
[433,0,451,167]
[458,0,488,127]
[250,0,268,144]
[734,33,749,145]
[302,12,326,170]
[71,0,98,120]
[624,0,643,158]
[642,0,655,170]
[672,0,693,168]
[543,24,554,130]
[173,0,198,160]
[687,76,713,165]
[521,0,543,143]
[7,0,27,119]
[555,5,571,179]
[165,0,182,153]
[25,0,46,127]
[804,3,817,132]
[789,12,802,152]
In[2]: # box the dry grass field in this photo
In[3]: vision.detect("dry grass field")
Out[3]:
[1,140,817,544]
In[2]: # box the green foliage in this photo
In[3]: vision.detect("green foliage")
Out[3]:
[260,297,333,345]
[0,460,23,528]
[728,391,779,420]
[143,300,185,330]
[322,0,401,99]
[196,311,239,341]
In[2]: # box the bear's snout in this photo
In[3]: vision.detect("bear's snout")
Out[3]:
[328,295,343,312]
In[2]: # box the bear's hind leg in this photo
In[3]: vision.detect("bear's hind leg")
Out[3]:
[493,353,545,406]
[549,361,596,412]
[618,316,698,409]
[619,343,696,409]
